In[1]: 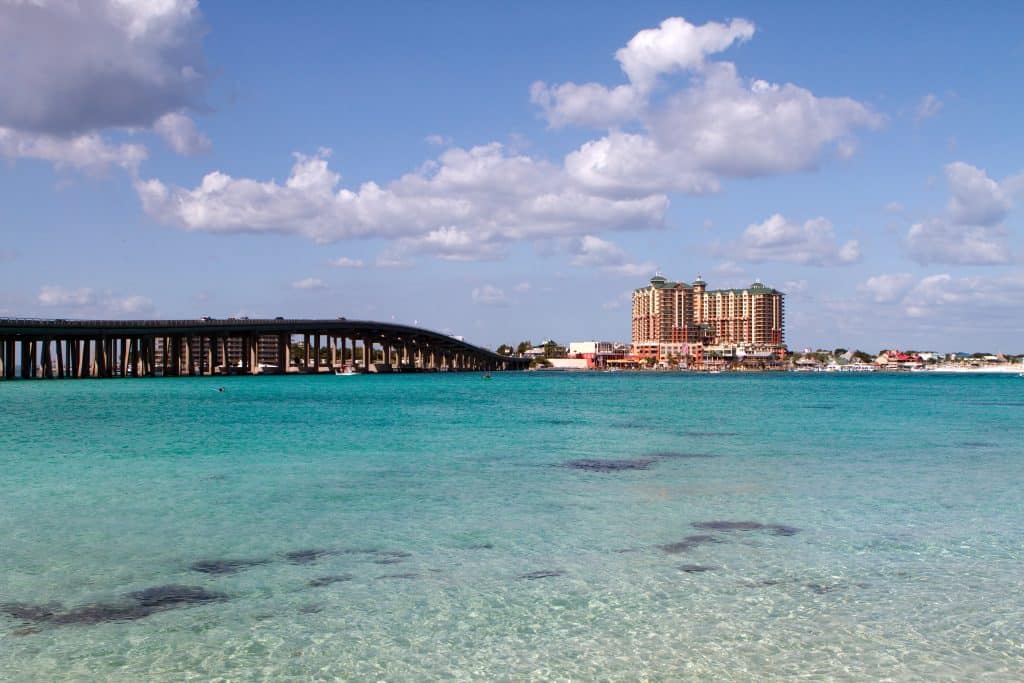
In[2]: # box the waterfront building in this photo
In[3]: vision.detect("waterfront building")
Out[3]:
[631,274,785,361]
[566,341,626,369]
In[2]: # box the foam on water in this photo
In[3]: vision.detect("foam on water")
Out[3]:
[1,373,1023,680]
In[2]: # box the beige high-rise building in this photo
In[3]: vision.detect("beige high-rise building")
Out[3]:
[631,274,784,355]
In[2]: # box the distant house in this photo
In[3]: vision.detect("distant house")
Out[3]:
[874,350,923,371]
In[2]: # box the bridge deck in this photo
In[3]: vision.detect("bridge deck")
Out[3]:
[0,318,528,378]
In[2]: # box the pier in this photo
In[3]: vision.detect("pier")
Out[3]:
[0,318,527,379]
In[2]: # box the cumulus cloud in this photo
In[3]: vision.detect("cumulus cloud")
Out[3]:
[329,256,364,268]
[849,272,1024,324]
[36,285,153,315]
[944,161,1012,227]
[858,273,915,303]
[568,235,656,277]
[904,162,1019,265]
[153,112,211,155]
[915,94,943,122]
[903,272,1024,319]
[471,284,507,306]
[0,0,208,169]
[291,277,327,290]
[392,227,506,262]
[904,219,1009,265]
[735,214,861,266]
[0,0,206,135]
[531,17,754,128]
[533,17,880,195]
[132,15,880,260]
[0,127,147,172]
[137,144,668,249]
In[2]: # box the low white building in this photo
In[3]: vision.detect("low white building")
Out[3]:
[568,341,615,355]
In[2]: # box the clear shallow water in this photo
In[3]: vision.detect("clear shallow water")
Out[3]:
[1,372,1022,681]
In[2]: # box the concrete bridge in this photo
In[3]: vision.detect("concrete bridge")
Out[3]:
[0,318,528,379]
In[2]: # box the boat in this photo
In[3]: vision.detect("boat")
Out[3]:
[335,365,358,376]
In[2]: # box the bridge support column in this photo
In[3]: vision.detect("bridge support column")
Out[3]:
[94,339,104,378]
[329,336,336,369]
[39,339,51,379]
[55,339,64,377]
[185,336,194,376]
[5,338,15,379]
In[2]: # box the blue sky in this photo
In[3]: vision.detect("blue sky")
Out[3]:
[1,1,1023,352]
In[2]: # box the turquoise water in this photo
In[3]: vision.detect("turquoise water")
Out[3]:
[1,373,1022,680]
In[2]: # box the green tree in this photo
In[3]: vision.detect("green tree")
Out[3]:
[515,340,533,354]
[496,344,513,356]
[543,340,566,359]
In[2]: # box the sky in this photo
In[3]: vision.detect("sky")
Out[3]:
[1,1,1023,353]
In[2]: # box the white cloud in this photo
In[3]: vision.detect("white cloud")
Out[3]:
[902,272,1024,319]
[735,214,861,266]
[0,127,147,172]
[137,144,669,253]
[471,284,507,306]
[904,219,1010,265]
[530,82,644,129]
[944,161,1012,227]
[904,162,1019,265]
[291,277,327,290]
[616,16,755,91]
[36,285,153,315]
[513,281,531,293]
[915,94,943,121]
[884,201,904,214]
[38,286,96,307]
[857,273,915,303]
[329,256,364,268]
[153,112,210,155]
[533,17,880,195]
[531,16,754,129]
[568,235,656,277]
[393,227,506,262]
[424,134,452,146]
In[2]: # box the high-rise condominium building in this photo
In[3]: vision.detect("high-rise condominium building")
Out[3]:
[631,274,784,351]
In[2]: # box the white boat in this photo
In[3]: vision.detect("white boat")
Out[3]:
[335,366,358,376]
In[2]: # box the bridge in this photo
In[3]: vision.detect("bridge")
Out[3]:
[0,318,528,379]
